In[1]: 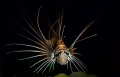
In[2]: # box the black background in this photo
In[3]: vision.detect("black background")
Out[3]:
[1,0,120,77]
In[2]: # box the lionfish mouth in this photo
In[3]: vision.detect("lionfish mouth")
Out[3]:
[57,57,68,65]
[6,6,98,73]
[56,52,69,65]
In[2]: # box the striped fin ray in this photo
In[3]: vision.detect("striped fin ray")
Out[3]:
[20,5,53,51]
[70,17,99,49]
[48,8,65,48]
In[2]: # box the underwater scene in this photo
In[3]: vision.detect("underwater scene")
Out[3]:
[1,0,119,77]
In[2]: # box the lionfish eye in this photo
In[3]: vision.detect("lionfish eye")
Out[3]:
[64,51,69,55]
[66,52,69,55]
[55,52,61,56]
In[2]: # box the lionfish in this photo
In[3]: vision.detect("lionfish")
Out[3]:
[7,7,98,73]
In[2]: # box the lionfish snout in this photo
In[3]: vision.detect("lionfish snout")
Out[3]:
[56,51,69,65]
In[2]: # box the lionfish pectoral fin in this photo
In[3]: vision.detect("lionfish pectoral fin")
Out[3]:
[70,16,99,49]
[75,34,97,44]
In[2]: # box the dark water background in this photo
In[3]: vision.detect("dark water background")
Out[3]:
[1,0,120,77]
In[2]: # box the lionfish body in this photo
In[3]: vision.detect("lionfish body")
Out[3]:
[7,7,98,73]
[54,40,68,65]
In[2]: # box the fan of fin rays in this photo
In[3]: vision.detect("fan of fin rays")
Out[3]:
[6,6,98,73]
